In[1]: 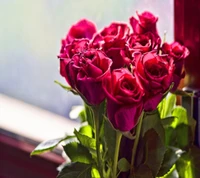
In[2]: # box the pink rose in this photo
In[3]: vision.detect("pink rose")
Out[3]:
[129,11,159,37]
[60,45,112,105]
[134,51,174,111]
[162,42,189,91]
[92,23,130,69]
[64,19,97,44]
[103,68,144,131]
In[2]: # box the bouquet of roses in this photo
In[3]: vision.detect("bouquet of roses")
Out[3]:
[31,11,200,178]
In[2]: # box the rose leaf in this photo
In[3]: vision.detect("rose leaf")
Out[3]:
[157,146,184,176]
[63,142,93,164]
[143,129,166,177]
[118,158,130,172]
[31,136,74,156]
[141,110,165,143]
[57,162,92,178]
[74,129,96,151]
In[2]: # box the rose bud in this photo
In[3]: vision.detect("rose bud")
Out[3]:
[60,47,113,105]
[162,42,189,91]
[134,51,174,111]
[129,11,159,37]
[64,19,97,44]
[103,68,144,131]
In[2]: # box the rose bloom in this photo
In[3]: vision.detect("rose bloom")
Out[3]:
[92,23,130,69]
[92,22,130,49]
[62,19,97,45]
[103,68,144,131]
[129,11,159,37]
[59,39,90,87]
[59,42,112,105]
[59,39,89,59]
[162,42,189,91]
[127,32,160,53]
[134,51,174,111]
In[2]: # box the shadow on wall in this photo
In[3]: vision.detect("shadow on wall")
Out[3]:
[0,0,174,118]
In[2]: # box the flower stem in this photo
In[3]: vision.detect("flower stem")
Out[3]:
[130,112,144,176]
[113,131,122,178]
[92,106,104,178]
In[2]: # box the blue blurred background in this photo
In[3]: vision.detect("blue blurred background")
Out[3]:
[0,0,174,119]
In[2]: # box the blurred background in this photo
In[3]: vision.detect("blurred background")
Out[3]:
[0,0,174,119]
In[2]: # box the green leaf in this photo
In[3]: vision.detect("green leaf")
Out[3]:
[63,142,93,164]
[141,110,165,143]
[54,80,78,94]
[31,137,65,156]
[161,116,177,128]
[91,166,100,178]
[176,146,200,178]
[134,164,154,178]
[158,165,179,178]
[79,109,87,123]
[118,158,130,172]
[74,129,96,150]
[79,125,93,138]
[175,124,191,149]
[104,119,116,161]
[163,93,176,117]
[143,129,166,177]
[158,93,176,118]
[157,146,183,176]
[164,124,192,149]
[164,127,177,146]
[172,106,188,127]
[57,162,92,178]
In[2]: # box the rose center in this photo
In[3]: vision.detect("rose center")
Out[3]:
[121,81,134,91]
[146,63,168,77]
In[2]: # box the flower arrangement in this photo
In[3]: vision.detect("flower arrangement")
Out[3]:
[31,11,200,178]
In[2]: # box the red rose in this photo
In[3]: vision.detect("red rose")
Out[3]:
[162,42,189,60]
[92,22,130,49]
[64,19,97,44]
[162,42,189,91]
[134,51,174,111]
[59,39,89,59]
[127,32,160,53]
[103,68,144,131]
[129,11,159,37]
[59,39,89,84]
[60,46,112,105]
[92,23,130,69]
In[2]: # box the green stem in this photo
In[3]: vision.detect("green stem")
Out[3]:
[130,112,144,176]
[92,106,104,178]
[113,131,122,178]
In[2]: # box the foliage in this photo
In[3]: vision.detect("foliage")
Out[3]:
[31,92,200,178]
